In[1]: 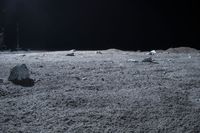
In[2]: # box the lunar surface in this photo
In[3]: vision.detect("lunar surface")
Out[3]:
[0,48,200,132]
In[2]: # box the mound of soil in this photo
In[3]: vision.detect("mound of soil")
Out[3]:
[166,47,199,53]
[106,48,123,52]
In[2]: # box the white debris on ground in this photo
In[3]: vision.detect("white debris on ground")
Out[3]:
[82,77,87,80]
[188,54,192,59]
[8,64,34,87]
[127,59,139,63]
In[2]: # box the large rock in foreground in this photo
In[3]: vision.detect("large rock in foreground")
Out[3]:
[8,64,34,87]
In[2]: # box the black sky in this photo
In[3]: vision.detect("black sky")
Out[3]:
[1,0,199,50]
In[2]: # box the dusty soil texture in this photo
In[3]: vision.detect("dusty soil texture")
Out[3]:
[0,48,200,133]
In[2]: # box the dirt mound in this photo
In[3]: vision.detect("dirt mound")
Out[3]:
[106,48,123,52]
[166,47,199,53]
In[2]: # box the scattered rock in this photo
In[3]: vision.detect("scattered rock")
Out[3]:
[127,59,139,63]
[142,57,158,64]
[21,54,26,57]
[35,79,41,83]
[142,57,154,62]
[8,64,34,87]
[82,77,87,80]
[147,50,156,55]
[0,79,3,84]
[96,51,102,54]
[66,53,75,56]
[74,77,81,80]
[0,88,9,96]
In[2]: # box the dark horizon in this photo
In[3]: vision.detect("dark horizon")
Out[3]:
[0,0,199,51]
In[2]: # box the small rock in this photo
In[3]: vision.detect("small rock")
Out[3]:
[8,64,34,87]
[82,77,87,80]
[127,59,139,63]
[74,77,81,80]
[21,54,26,57]
[96,51,102,54]
[0,79,3,84]
[142,57,154,62]
[66,53,75,56]
[0,88,9,96]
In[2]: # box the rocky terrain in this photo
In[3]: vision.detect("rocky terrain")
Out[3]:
[0,48,200,133]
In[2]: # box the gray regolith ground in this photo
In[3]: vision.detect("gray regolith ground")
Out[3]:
[0,48,200,133]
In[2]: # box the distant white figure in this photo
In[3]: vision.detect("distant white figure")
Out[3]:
[147,50,156,55]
